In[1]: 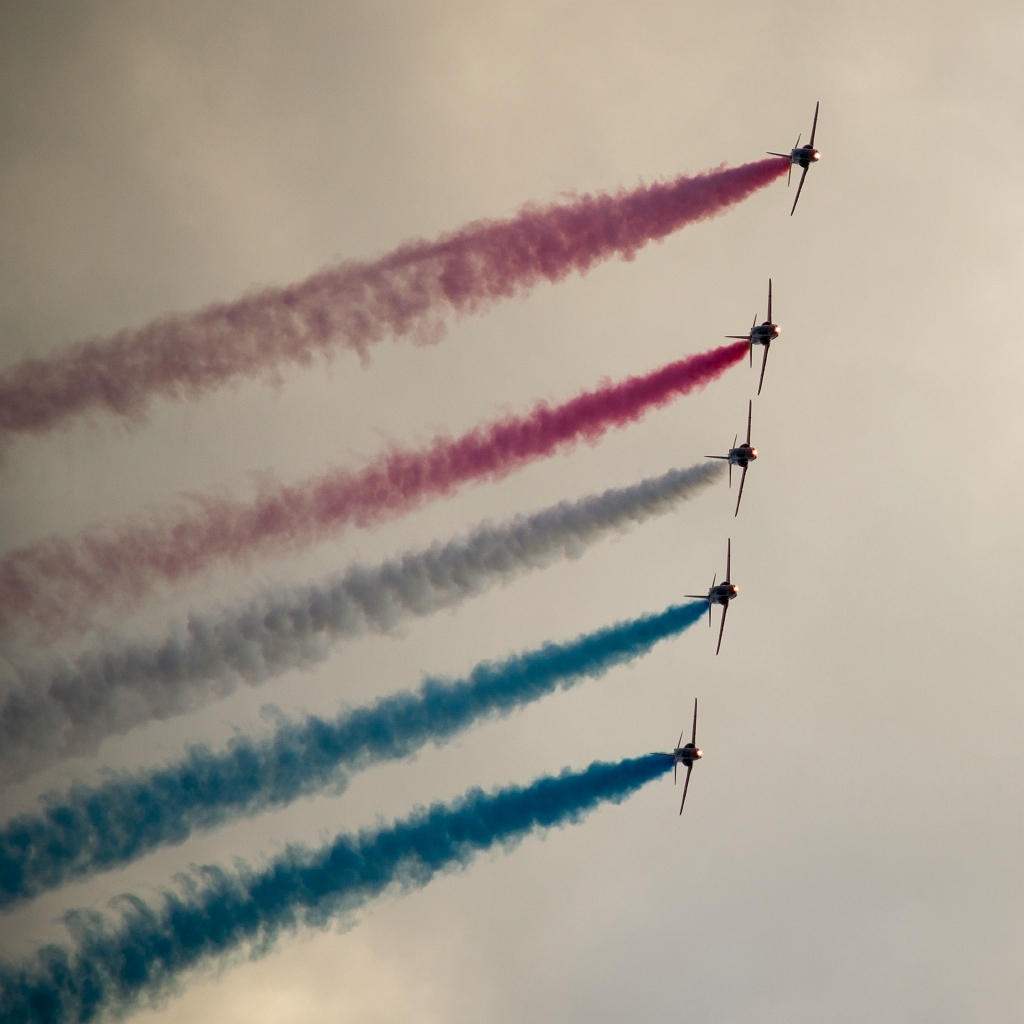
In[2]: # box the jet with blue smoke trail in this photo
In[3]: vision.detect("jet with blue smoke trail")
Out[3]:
[0,602,704,911]
[685,538,739,655]
[0,461,722,785]
[0,754,673,1024]
[669,699,703,814]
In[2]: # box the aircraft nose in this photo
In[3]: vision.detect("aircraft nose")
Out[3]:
[750,448,757,459]
[694,748,703,759]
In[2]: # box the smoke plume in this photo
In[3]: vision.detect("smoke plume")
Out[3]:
[0,755,672,1024]
[0,343,746,638]
[0,603,702,907]
[0,158,787,444]
[0,463,721,782]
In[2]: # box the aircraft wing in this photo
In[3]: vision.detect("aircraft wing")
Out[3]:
[757,344,770,395]
[790,164,810,215]
[679,763,693,814]
[734,465,748,517]
[715,601,729,655]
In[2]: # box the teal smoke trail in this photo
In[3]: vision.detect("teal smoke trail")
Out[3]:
[0,754,673,1024]
[0,602,703,910]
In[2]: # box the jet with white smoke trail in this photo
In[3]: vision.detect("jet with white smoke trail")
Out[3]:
[0,462,722,784]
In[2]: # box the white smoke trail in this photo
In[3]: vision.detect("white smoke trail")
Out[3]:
[0,462,722,783]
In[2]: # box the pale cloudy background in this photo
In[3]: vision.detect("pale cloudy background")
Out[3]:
[1,1,1022,1021]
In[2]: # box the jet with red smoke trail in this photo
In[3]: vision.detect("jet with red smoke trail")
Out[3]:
[769,101,821,215]
[685,538,738,655]
[726,279,779,395]
[706,400,757,516]
[0,159,790,447]
[0,343,748,641]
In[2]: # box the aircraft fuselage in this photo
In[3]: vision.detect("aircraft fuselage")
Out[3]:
[749,321,780,347]
[673,742,702,766]
[708,583,738,606]
[790,145,820,168]
[728,443,757,467]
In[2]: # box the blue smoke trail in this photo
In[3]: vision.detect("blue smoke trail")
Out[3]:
[0,602,703,911]
[0,754,672,1024]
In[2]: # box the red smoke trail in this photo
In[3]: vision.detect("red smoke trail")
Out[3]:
[0,343,747,638]
[0,159,788,443]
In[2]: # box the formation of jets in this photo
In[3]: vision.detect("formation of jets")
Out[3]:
[664,104,820,812]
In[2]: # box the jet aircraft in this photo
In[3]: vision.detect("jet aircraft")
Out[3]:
[686,538,738,655]
[706,400,757,517]
[768,101,820,215]
[726,279,778,395]
[666,698,702,814]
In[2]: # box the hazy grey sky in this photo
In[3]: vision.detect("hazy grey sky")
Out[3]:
[1,2,1022,1022]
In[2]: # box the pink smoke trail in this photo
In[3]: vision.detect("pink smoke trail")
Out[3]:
[0,343,747,639]
[0,160,788,444]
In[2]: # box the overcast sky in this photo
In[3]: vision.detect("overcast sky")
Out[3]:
[1,2,1023,1021]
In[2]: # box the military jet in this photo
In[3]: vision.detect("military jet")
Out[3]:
[726,279,778,396]
[668,699,702,814]
[706,400,757,517]
[768,101,820,215]
[686,538,738,655]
